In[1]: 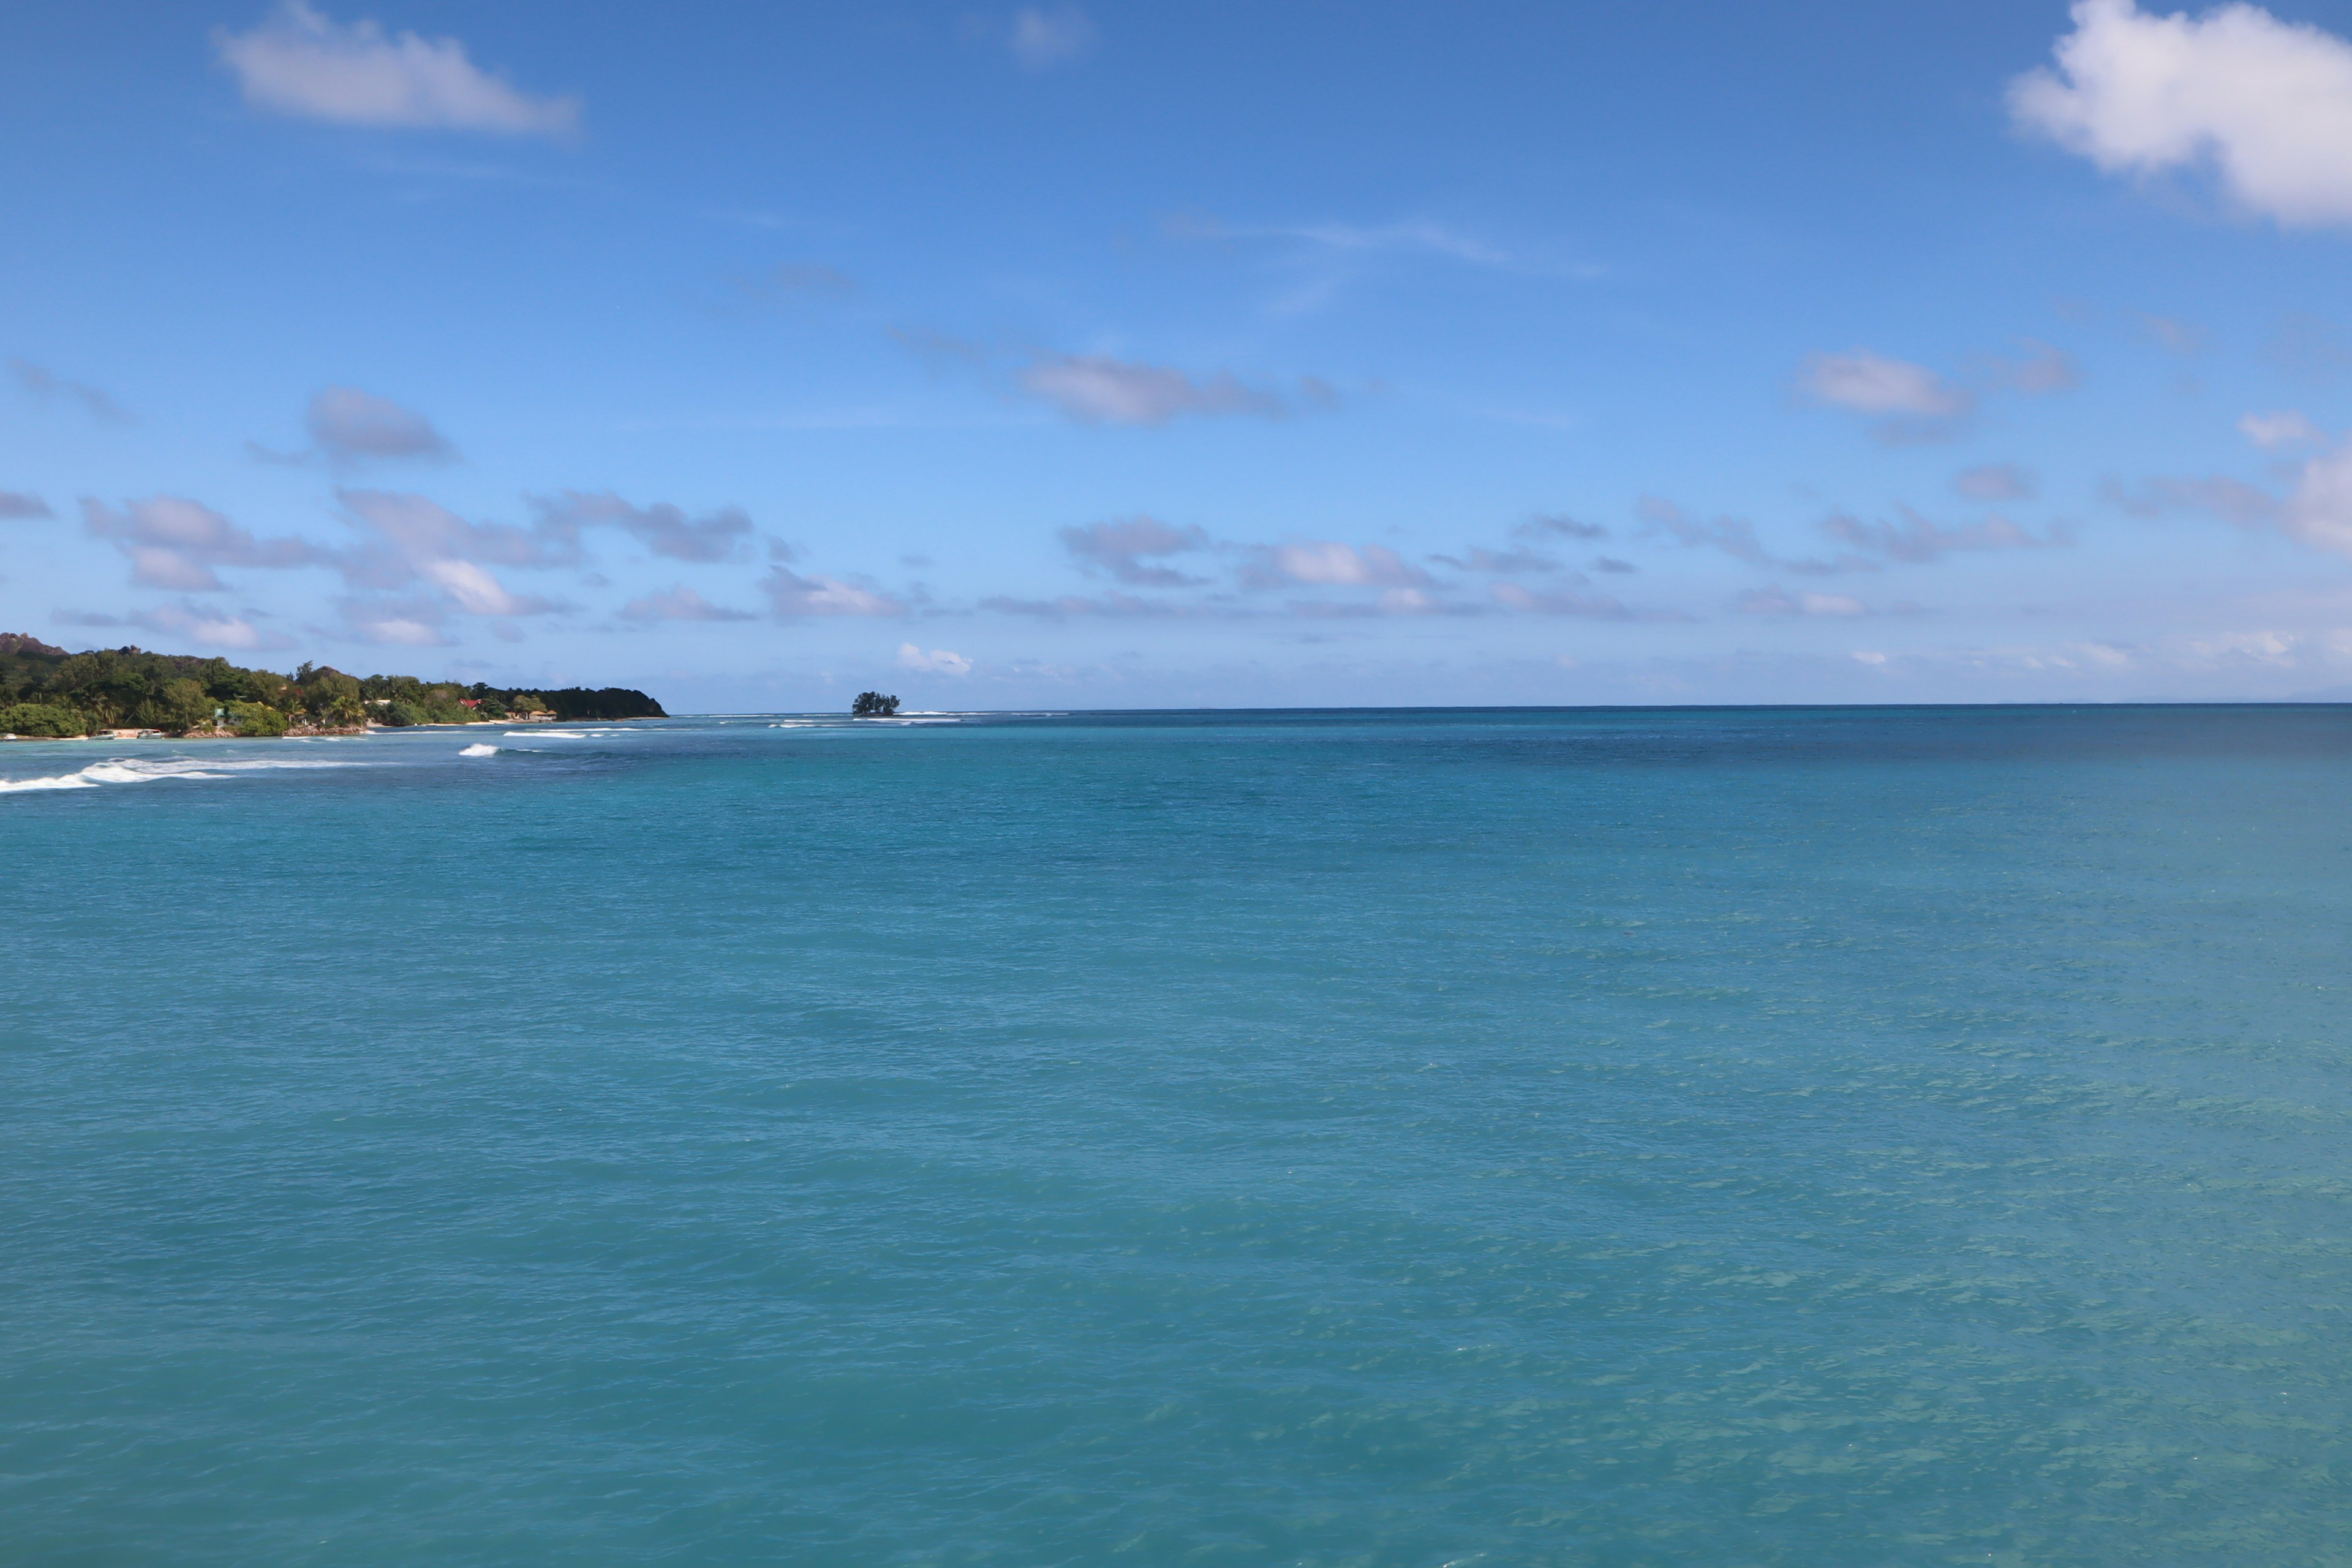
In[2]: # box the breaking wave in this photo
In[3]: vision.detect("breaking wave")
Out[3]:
[0,756,358,794]
[459,743,499,757]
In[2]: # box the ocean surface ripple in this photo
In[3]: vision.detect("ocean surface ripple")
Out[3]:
[2,707,2346,1565]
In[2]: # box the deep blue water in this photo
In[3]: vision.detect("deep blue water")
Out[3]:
[2,706,2347,1566]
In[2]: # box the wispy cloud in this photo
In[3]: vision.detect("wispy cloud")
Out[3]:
[1798,350,1974,443]
[0,491,53,519]
[1638,496,1867,575]
[335,488,574,614]
[1008,5,1096,69]
[10,359,129,422]
[1515,513,1608,541]
[2239,409,2324,448]
[81,496,331,590]
[535,491,756,563]
[760,567,905,617]
[619,585,758,622]
[1059,516,1211,585]
[1738,586,1871,617]
[980,592,1183,619]
[255,385,457,466]
[1245,541,1432,590]
[2011,0,2352,227]
[1954,463,2037,502]
[215,1,581,137]
[896,643,973,675]
[1819,507,2067,563]
[1019,353,1284,425]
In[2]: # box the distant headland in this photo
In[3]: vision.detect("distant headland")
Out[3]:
[0,632,665,740]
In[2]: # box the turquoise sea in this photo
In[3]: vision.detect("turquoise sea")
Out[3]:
[2,706,2347,1566]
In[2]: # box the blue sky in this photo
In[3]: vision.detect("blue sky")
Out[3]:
[6,0,2352,708]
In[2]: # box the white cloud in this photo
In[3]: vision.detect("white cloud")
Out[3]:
[1009,6,1095,69]
[2283,439,2352,554]
[135,602,281,651]
[1955,463,2037,501]
[2240,409,2324,447]
[330,595,447,645]
[1488,581,1643,619]
[1820,507,2065,562]
[1059,516,1210,584]
[216,1,581,137]
[1984,339,2082,394]
[2011,0,2352,225]
[1259,541,1431,588]
[1740,586,1871,617]
[10,358,128,422]
[1800,350,1973,418]
[760,567,905,617]
[1019,354,1280,425]
[307,386,454,461]
[81,495,330,590]
[619,586,758,622]
[418,558,555,616]
[896,643,974,675]
[537,490,755,562]
[338,488,580,572]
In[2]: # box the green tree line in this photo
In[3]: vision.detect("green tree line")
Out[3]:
[0,633,665,739]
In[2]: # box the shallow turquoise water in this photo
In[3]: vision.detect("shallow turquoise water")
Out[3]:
[2,707,2347,1566]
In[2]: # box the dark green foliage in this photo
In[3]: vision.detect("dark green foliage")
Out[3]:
[1,702,89,737]
[851,691,900,717]
[226,701,289,737]
[541,688,666,721]
[1,635,666,735]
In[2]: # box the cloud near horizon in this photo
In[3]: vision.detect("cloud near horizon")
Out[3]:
[2012,0,2352,227]
[215,1,581,137]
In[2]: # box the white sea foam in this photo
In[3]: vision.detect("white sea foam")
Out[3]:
[459,743,499,757]
[0,755,359,794]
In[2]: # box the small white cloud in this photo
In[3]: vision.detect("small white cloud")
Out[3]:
[2284,439,2352,555]
[760,567,905,617]
[306,385,455,461]
[1009,6,1095,69]
[1260,541,1430,588]
[1740,586,1869,617]
[2011,0,2352,226]
[1020,353,1281,426]
[418,558,556,616]
[896,643,973,675]
[216,1,581,137]
[619,585,758,622]
[1800,350,1973,418]
[2240,409,2324,447]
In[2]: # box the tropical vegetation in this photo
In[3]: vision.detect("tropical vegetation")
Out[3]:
[0,632,665,738]
[851,691,900,716]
